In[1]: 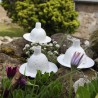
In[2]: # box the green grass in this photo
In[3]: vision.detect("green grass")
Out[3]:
[0,23,25,37]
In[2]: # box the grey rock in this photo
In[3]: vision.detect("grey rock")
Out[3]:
[73,77,90,93]
[85,47,94,58]
[51,33,94,58]
[0,53,22,65]
[51,33,72,54]
[90,30,98,57]
[0,37,29,57]
[95,58,98,65]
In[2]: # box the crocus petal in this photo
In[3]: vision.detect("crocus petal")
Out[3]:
[75,52,80,60]
[6,66,18,78]
[76,54,84,66]
[71,52,80,65]
[71,52,77,65]
[71,51,84,68]
[73,56,81,66]
[18,78,26,87]
[7,67,12,78]
[12,67,18,77]
[73,53,81,65]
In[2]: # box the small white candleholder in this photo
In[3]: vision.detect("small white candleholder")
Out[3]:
[23,22,51,43]
[19,46,58,77]
[57,38,94,69]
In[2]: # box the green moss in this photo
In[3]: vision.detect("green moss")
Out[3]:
[0,23,25,37]
[1,46,15,55]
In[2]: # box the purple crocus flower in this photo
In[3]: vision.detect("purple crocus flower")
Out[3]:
[6,66,18,78]
[3,89,9,98]
[18,77,26,87]
[71,52,84,68]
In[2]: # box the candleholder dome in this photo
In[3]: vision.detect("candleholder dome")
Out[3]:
[19,46,58,77]
[23,22,51,43]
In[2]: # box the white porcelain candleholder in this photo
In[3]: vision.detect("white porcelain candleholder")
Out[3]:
[23,22,51,43]
[57,38,94,69]
[19,46,58,77]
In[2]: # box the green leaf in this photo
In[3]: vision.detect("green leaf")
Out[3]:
[95,93,98,98]
[91,79,98,92]
[25,94,32,98]
[76,78,98,98]
[76,86,90,98]
[12,89,24,98]
[2,78,11,89]
[37,81,62,98]
[86,82,96,97]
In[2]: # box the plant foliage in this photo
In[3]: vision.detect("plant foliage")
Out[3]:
[75,78,98,98]
[1,68,62,98]
[2,0,79,35]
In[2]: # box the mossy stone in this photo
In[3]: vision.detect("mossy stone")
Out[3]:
[1,45,15,55]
